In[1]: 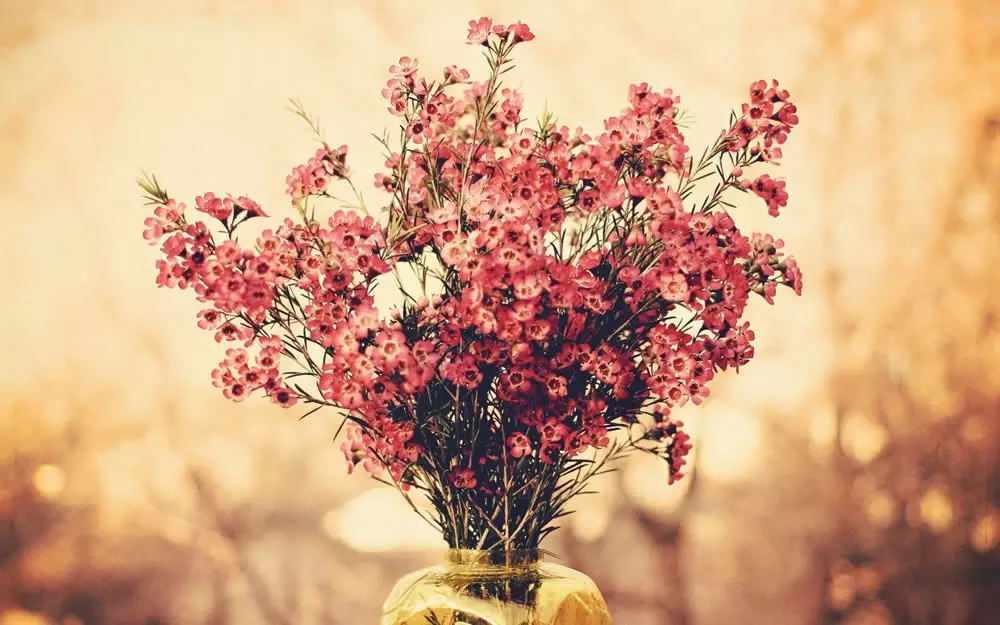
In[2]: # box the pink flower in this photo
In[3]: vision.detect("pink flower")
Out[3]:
[285,146,350,201]
[269,386,298,407]
[234,195,267,218]
[545,374,568,399]
[222,381,247,402]
[448,466,477,489]
[195,192,231,221]
[783,257,803,295]
[659,271,688,302]
[443,65,471,85]
[466,17,492,46]
[507,432,533,459]
[452,355,484,389]
[539,417,569,444]
[507,22,534,44]
[745,174,789,217]
[729,117,759,150]
[142,217,164,244]
[341,423,368,474]
[389,56,419,78]
[406,118,430,144]
[215,240,241,265]
[197,309,223,330]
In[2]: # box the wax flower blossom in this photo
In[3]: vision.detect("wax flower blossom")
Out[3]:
[139,17,802,552]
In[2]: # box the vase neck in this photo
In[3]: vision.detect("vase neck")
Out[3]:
[445,548,542,568]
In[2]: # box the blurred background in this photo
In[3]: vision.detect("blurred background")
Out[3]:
[1,0,998,623]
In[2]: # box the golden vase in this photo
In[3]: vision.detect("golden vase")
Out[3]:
[380,549,612,625]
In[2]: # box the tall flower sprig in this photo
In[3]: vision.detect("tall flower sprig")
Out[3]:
[139,17,802,552]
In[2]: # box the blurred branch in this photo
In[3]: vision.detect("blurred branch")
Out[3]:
[186,467,294,625]
[802,1,1000,623]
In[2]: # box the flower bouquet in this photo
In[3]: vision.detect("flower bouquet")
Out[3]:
[140,16,801,625]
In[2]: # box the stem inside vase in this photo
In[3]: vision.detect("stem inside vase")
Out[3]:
[445,548,544,610]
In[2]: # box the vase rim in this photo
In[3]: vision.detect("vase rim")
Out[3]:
[445,548,542,567]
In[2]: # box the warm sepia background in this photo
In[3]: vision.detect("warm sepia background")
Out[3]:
[1,1,998,623]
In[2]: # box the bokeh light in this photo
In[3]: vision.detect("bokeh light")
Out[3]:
[30,464,64,500]
[697,409,762,484]
[330,489,444,553]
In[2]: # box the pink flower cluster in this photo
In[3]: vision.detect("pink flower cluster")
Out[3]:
[286,145,349,201]
[141,17,802,516]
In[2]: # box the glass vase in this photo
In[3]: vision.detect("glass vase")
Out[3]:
[380,549,612,625]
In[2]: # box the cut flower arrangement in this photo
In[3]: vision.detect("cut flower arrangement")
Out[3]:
[140,16,801,625]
